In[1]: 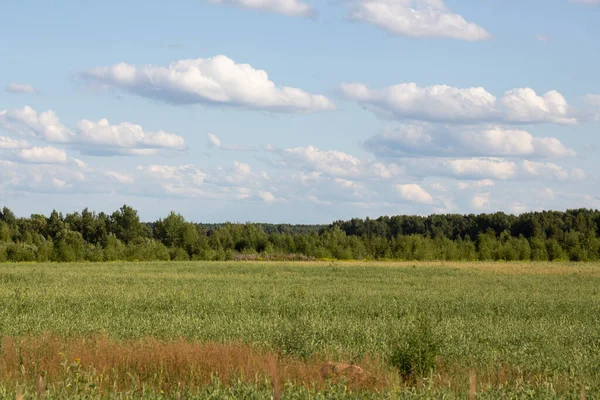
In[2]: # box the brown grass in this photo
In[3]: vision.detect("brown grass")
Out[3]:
[0,335,392,394]
[0,334,585,396]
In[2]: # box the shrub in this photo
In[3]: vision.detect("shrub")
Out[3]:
[170,247,190,261]
[6,243,37,262]
[0,243,7,262]
[389,316,440,380]
[274,320,314,360]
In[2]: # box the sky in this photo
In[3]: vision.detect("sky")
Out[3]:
[1,0,600,223]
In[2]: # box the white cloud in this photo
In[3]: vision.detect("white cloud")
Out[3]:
[52,178,69,189]
[520,160,583,181]
[136,164,211,198]
[349,0,491,41]
[364,124,576,158]
[447,158,516,180]
[0,160,92,194]
[500,88,576,124]
[73,158,88,169]
[15,146,68,164]
[5,83,37,94]
[207,0,313,16]
[510,202,529,214]
[277,146,405,181]
[0,107,185,156]
[340,83,576,124]
[104,170,134,184]
[0,106,73,142]
[284,146,362,177]
[207,133,221,148]
[207,133,254,151]
[470,192,491,210]
[396,158,586,182]
[257,190,277,202]
[80,55,335,113]
[535,33,549,42]
[396,183,434,204]
[0,136,29,149]
[457,179,495,190]
[141,164,207,185]
[76,119,185,150]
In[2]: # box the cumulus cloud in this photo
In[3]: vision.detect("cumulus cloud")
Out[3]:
[76,119,185,151]
[447,158,516,180]
[80,55,335,113]
[0,136,29,149]
[521,161,585,181]
[207,0,313,16]
[397,157,586,182]
[349,0,491,41]
[5,83,37,94]
[0,107,185,156]
[135,164,211,198]
[0,159,97,195]
[396,183,434,204]
[214,161,268,186]
[340,83,577,124]
[284,146,363,177]
[0,106,73,142]
[14,146,68,164]
[364,124,576,158]
[500,88,575,124]
[280,145,404,180]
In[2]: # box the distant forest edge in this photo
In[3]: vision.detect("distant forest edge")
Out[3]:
[1,206,600,262]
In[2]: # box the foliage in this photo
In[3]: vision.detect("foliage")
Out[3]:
[2,205,600,262]
[389,316,441,380]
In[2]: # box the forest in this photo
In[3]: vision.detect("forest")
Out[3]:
[1,205,600,262]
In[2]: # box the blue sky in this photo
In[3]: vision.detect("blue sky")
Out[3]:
[1,0,599,223]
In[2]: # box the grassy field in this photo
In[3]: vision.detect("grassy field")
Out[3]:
[0,261,599,398]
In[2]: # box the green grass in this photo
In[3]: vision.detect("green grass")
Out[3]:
[0,261,599,398]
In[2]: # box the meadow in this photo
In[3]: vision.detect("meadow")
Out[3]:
[0,261,599,398]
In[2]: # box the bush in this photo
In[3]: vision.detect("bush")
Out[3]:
[126,239,170,261]
[389,316,440,380]
[104,234,125,261]
[170,247,190,261]
[0,243,7,262]
[6,243,37,262]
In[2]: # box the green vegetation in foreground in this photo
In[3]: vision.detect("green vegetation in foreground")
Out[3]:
[1,261,599,399]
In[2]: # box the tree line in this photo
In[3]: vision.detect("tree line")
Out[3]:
[1,205,599,262]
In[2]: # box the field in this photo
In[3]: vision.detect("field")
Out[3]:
[0,261,599,398]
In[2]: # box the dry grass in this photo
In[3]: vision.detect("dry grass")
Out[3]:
[0,335,392,394]
[0,335,587,397]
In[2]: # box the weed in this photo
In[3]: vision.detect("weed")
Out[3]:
[389,315,440,380]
